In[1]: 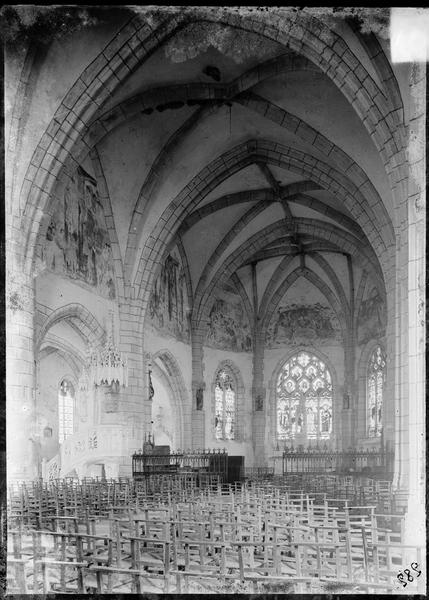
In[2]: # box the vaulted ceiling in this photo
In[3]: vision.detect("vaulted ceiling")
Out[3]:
[23,9,408,339]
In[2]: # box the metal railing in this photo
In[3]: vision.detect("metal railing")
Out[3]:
[132,448,228,481]
[282,446,394,475]
[241,467,274,480]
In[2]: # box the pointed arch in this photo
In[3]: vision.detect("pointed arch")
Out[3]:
[268,347,340,447]
[17,9,405,284]
[212,359,245,442]
[261,266,348,343]
[194,218,382,340]
[357,339,387,443]
[152,349,188,449]
[36,303,105,351]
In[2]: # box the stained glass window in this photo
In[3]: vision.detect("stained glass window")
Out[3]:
[214,368,236,440]
[59,379,75,443]
[277,352,333,441]
[367,346,386,437]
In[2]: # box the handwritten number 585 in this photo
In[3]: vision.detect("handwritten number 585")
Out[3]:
[397,563,421,587]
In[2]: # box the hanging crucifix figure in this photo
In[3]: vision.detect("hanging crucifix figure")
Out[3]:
[148,367,154,401]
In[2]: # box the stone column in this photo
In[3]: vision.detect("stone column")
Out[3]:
[190,324,205,449]
[340,256,355,451]
[252,325,265,466]
[6,271,38,482]
[402,63,426,547]
[115,297,146,475]
[342,339,355,451]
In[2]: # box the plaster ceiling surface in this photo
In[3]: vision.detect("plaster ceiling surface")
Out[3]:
[210,202,286,276]
[96,107,196,259]
[197,164,272,209]
[133,101,338,258]
[280,275,332,307]
[101,22,285,113]
[11,13,129,199]
[254,256,286,303]
[305,254,348,302]
[265,166,312,189]
[182,202,256,290]
[301,189,355,219]
[234,264,254,307]
[46,322,87,354]
[253,72,393,206]
[86,14,397,326]
[288,203,355,234]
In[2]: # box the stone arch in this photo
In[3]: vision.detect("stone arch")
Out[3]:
[354,270,369,329]
[211,359,245,442]
[36,303,105,352]
[150,362,180,449]
[230,272,254,332]
[136,140,391,323]
[194,218,384,339]
[152,349,188,449]
[306,253,351,321]
[87,52,317,148]
[55,373,79,443]
[89,148,125,291]
[262,266,348,345]
[267,346,341,449]
[178,182,320,235]
[193,196,277,305]
[175,238,194,311]
[17,8,405,283]
[38,339,84,377]
[127,102,394,287]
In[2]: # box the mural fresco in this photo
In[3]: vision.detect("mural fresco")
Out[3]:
[205,287,253,352]
[357,287,386,344]
[266,303,341,348]
[148,247,190,342]
[41,166,116,299]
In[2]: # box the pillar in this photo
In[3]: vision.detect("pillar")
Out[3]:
[190,324,205,449]
[6,270,38,482]
[251,325,265,466]
[402,63,425,547]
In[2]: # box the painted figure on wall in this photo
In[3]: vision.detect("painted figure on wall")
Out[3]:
[41,166,116,299]
[255,395,263,411]
[148,246,190,342]
[205,287,252,352]
[196,388,204,411]
[266,303,341,348]
[357,287,387,344]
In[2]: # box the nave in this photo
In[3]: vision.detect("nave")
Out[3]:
[5,5,426,595]
[7,474,425,594]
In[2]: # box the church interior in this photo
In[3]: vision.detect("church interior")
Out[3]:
[5,6,426,594]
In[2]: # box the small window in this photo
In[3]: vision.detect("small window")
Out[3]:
[367,346,386,437]
[59,379,75,443]
[214,368,236,441]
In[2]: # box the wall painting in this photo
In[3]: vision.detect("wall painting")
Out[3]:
[266,302,341,348]
[357,287,386,344]
[205,286,252,352]
[148,246,190,342]
[41,166,116,299]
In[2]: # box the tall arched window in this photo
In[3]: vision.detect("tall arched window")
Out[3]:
[59,379,75,443]
[214,367,236,440]
[277,351,333,442]
[367,346,386,437]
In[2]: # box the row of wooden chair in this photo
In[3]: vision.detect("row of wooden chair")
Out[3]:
[10,524,423,593]
[7,480,425,594]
